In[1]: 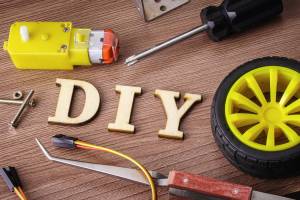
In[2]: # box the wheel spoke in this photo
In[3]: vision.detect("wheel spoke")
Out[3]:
[279,77,300,107]
[270,69,278,103]
[284,98,300,114]
[277,123,299,143]
[231,92,260,113]
[246,74,267,106]
[284,115,300,127]
[266,125,275,148]
[242,123,265,141]
[229,113,259,128]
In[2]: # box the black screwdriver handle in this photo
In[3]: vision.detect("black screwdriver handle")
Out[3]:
[200,0,284,41]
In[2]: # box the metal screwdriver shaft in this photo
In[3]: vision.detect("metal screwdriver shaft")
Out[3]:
[125,0,283,66]
[125,24,209,66]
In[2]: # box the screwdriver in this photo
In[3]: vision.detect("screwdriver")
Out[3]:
[125,0,284,66]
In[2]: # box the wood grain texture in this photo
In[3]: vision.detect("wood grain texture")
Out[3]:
[0,0,299,199]
[168,171,252,200]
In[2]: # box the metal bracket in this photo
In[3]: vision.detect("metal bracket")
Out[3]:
[134,0,190,22]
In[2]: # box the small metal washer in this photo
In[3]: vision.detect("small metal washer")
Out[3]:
[13,91,23,100]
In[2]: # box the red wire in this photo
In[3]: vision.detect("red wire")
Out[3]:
[76,144,96,150]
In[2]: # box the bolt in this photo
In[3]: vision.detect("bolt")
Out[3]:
[0,90,35,128]
[0,98,35,107]
[10,90,35,127]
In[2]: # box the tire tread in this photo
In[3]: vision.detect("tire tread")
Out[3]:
[211,57,300,178]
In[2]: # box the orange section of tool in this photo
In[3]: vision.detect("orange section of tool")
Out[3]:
[102,29,119,64]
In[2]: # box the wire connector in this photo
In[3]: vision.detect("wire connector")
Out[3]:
[52,134,78,149]
[0,167,22,192]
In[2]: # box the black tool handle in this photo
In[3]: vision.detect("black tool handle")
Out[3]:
[201,0,283,41]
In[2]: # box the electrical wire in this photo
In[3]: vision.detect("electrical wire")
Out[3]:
[14,187,28,200]
[75,140,157,200]
[18,187,28,200]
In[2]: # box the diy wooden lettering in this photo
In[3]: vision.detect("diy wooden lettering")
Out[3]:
[108,85,142,133]
[48,79,202,139]
[155,90,202,139]
[48,78,100,125]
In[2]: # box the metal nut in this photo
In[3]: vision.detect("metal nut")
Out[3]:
[28,99,36,107]
[13,91,23,100]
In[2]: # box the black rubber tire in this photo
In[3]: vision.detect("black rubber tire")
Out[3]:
[211,57,300,178]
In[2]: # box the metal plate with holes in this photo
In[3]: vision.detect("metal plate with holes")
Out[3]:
[135,0,190,21]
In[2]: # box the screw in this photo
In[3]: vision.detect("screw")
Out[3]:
[10,90,35,127]
[62,23,70,32]
[63,27,70,32]
[0,99,35,107]
[60,44,68,52]
[0,90,36,128]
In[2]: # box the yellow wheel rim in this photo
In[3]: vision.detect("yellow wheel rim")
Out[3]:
[225,66,300,151]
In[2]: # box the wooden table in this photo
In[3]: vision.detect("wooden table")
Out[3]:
[0,0,299,199]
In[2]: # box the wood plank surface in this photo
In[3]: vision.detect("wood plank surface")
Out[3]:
[0,0,300,199]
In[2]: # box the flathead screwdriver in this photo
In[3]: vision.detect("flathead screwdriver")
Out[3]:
[125,0,284,66]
